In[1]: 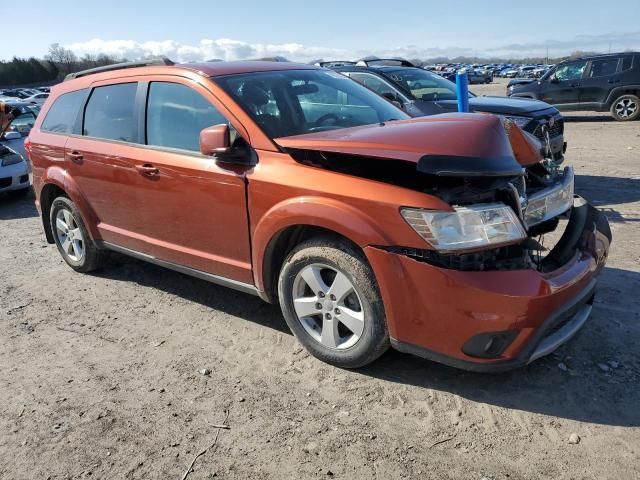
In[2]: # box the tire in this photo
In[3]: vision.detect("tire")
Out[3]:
[278,236,389,368]
[50,196,105,273]
[610,94,640,121]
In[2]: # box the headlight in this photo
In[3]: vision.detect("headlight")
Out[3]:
[499,114,531,128]
[524,167,574,226]
[1,153,24,167]
[401,203,527,252]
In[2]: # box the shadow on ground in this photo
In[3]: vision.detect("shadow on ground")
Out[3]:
[575,174,640,223]
[0,190,38,220]
[95,250,640,428]
[563,114,615,123]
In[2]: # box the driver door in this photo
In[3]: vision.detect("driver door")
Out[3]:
[539,60,588,106]
[132,79,254,284]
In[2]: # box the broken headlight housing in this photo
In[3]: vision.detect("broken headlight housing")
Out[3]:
[401,203,526,252]
[523,167,574,227]
[498,114,532,128]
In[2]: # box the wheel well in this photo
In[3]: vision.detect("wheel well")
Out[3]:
[40,184,67,244]
[261,225,361,303]
[608,89,640,107]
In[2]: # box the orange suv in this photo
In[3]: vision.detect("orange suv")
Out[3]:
[27,58,611,371]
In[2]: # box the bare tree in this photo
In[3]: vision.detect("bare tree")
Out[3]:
[45,43,77,76]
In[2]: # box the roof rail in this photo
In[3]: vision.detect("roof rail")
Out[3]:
[356,58,416,67]
[314,61,358,68]
[64,56,175,81]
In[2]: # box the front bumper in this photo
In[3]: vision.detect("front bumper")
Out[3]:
[365,199,611,372]
[0,160,31,192]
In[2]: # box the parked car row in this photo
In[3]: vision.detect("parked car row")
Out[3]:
[508,51,640,121]
[0,86,51,105]
[0,100,39,196]
[318,58,566,162]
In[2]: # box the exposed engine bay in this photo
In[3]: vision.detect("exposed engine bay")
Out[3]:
[286,148,579,273]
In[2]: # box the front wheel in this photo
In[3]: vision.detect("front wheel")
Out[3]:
[278,237,389,368]
[610,94,640,121]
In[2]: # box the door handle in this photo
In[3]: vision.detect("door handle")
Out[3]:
[607,79,620,84]
[135,164,159,176]
[68,151,83,163]
[569,83,581,87]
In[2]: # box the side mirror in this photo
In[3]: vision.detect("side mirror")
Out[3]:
[199,124,230,156]
[549,75,559,83]
[3,131,22,140]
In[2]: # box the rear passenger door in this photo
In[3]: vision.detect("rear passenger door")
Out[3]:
[64,81,155,255]
[579,57,621,105]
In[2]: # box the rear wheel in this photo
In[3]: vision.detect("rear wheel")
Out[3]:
[610,94,640,121]
[50,196,105,272]
[278,237,389,368]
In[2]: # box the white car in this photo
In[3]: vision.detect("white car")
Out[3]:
[0,132,30,196]
[1,106,34,196]
[22,92,49,105]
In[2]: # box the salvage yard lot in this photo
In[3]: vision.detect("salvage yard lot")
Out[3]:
[1,78,639,479]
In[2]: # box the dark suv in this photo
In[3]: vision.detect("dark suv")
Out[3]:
[326,60,566,162]
[508,52,640,121]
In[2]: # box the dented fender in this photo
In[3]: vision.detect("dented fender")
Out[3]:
[251,196,393,292]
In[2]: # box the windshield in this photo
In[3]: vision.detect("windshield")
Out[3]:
[214,69,409,138]
[383,68,463,101]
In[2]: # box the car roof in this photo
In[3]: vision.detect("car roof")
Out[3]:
[560,52,639,63]
[52,60,321,98]
[181,60,318,77]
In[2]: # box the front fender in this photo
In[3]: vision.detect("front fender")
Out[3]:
[252,196,393,292]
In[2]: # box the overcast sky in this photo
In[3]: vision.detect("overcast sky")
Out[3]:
[2,0,639,62]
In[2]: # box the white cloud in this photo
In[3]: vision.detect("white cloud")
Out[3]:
[65,38,351,63]
[65,32,640,63]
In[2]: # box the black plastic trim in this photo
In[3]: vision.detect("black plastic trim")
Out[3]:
[417,154,524,177]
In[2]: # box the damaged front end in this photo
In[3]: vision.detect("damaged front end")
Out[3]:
[276,113,611,276]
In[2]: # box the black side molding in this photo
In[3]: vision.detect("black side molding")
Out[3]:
[417,154,524,177]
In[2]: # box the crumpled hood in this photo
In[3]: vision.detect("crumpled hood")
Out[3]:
[275,113,528,177]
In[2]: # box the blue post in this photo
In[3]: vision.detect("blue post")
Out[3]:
[456,71,469,112]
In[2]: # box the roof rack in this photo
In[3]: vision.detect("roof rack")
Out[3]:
[314,61,358,68]
[355,58,416,67]
[64,56,175,81]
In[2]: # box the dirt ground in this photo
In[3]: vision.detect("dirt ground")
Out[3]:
[1,77,639,480]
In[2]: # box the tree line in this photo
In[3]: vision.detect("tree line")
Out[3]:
[0,44,123,87]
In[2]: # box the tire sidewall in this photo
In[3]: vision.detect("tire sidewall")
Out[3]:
[50,197,91,270]
[610,94,640,121]
[278,241,388,368]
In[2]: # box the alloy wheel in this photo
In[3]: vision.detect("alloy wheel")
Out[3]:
[292,263,365,350]
[614,98,638,119]
[55,208,85,262]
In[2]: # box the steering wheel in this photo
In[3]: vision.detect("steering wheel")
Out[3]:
[308,113,346,132]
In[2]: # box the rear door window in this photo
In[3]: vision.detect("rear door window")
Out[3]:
[145,82,228,152]
[83,83,138,142]
[41,89,87,134]
[621,56,633,71]
[588,58,619,78]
